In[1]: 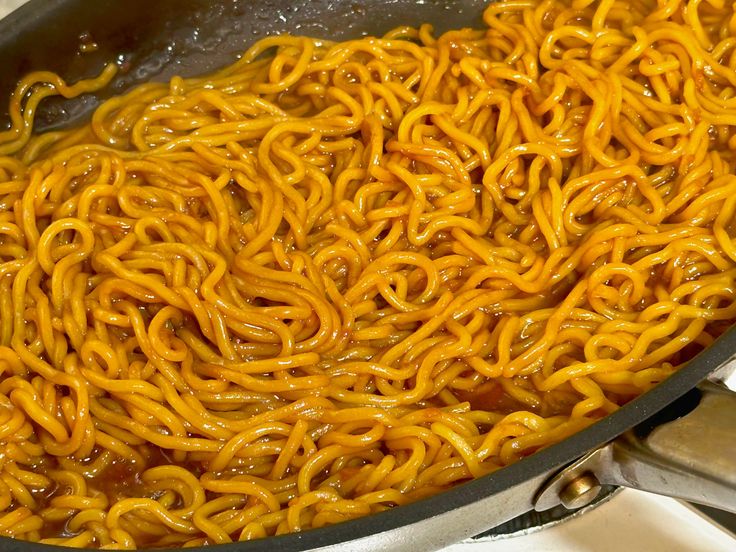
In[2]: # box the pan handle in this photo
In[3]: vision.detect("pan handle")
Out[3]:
[534,382,736,513]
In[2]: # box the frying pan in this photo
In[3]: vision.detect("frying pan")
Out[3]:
[1,1,735,550]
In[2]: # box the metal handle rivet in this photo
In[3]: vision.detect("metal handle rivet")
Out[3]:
[559,472,602,510]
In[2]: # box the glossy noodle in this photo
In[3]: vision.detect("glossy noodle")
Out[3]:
[1,0,736,547]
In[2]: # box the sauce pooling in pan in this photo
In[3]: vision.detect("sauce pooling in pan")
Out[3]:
[1,0,736,547]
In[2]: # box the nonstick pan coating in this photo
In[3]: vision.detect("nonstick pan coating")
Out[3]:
[0,1,734,550]
[0,0,489,131]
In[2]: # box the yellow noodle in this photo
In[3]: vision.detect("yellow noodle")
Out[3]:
[0,0,735,547]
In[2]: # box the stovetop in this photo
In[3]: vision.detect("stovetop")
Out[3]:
[449,489,736,551]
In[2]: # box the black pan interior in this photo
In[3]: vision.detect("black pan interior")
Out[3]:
[0,1,733,551]
[0,0,488,131]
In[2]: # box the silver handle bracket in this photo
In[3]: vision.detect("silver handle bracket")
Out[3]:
[535,384,736,513]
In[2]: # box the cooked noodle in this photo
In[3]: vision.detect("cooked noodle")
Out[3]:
[0,0,735,547]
